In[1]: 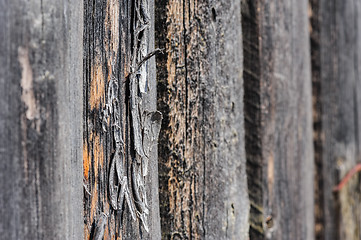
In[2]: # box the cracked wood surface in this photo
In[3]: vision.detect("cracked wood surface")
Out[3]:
[156,0,249,239]
[83,0,161,239]
[0,0,83,239]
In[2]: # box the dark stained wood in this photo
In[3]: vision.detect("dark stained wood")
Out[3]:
[309,0,325,239]
[241,0,264,238]
[155,0,249,239]
[0,0,83,239]
[311,0,361,239]
[242,0,314,239]
[83,0,161,239]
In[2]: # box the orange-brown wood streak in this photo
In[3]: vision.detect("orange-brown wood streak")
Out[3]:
[83,143,90,180]
[161,0,205,238]
[84,0,124,239]
[157,0,250,237]
[90,181,98,223]
[89,63,105,110]
[165,0,187,236]
[92,134,104,178]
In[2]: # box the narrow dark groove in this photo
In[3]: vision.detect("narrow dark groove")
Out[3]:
[154,0,172,238]
[183,0,189,172]
[202,91,206,239]
[309,0,325,239]
[241,0,264,239]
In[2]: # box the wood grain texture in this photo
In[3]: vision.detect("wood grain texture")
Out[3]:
[155,0,249,239]
[0,0,83,239]
[242,0,314,239]
[311,0,361,239]
[83,0,161,239]
[260,1,314,239]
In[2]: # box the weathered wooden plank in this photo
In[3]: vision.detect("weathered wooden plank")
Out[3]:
[261,1,314,239]
[310,0,361,239]
[83,0,161,239]
[156,0,249,239]
[0,0,83,239]
[242,0,314,239]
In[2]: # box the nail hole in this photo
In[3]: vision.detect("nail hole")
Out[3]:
[211,8,217,21]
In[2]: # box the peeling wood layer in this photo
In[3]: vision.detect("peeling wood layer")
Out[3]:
[156,0,249,239]
[84,0,161,239]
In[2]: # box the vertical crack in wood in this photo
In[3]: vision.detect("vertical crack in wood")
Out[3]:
[309,0,325,239]
[241,0,264,238]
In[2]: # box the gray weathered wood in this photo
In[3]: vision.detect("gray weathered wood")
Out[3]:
[311,0,361,239]
[261,1,314,239]
[156,0,249,239]
[242,0,314,239]
[83,0,161,239]
[0,0,83,239]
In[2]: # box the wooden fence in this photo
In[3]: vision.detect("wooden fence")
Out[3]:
[1,0,361,239]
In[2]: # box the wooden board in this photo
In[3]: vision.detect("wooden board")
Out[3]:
[242,0,315,239]
[311,0,361,239]
[261,1,314,239]
[156,0,250,239]
[83,0,161,239]
[0,0,83,239]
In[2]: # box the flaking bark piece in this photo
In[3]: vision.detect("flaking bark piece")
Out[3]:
[124,181,137,221]
[116,176,136,221]
[130,73,146,158]
[108,152,119,210]
[140,110,162,176]
[138,212,150,233]
[117,176,127,213]
[131,162,150,233]
[91,213,108,240]
[131,163,148,214]
[142,110,163,157]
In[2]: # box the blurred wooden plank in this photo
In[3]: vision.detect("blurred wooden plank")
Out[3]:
[260,1,314,239]
[311,1,361,239]
[242,0,314,239]
[156,0,249,239]
[0,0,83,239]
